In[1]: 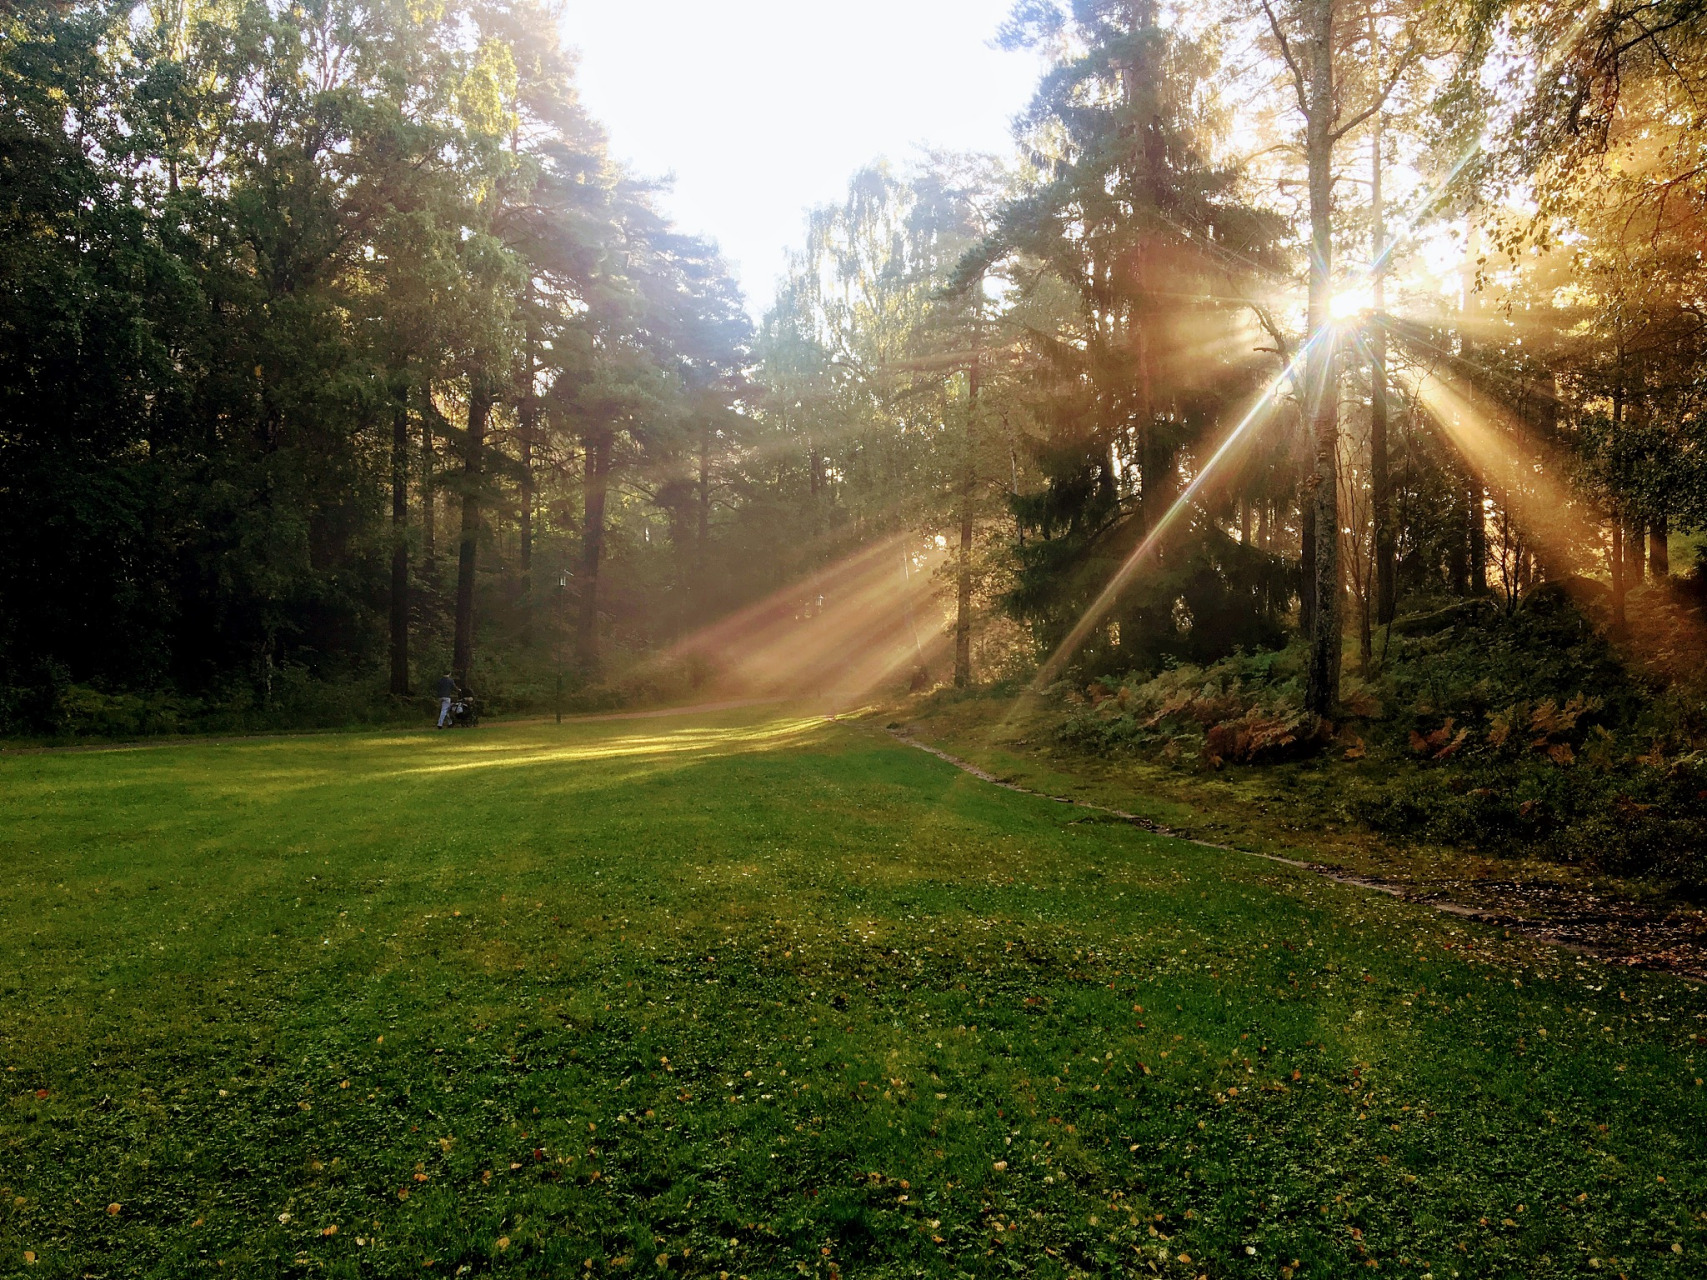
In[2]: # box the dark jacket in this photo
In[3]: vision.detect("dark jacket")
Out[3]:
[437,676,458,700]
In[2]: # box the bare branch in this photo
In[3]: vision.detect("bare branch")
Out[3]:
[1619,10,1699,106]
[1613,7,1696,56]
[1260,0,1312,118]
[1247,299,1295,366]
[1331,36,1425,142]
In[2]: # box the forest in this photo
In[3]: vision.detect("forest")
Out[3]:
[7,0,1707,872]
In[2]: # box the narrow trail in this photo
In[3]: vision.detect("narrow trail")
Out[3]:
[885,726,1364,875]
[882,725,1707,981]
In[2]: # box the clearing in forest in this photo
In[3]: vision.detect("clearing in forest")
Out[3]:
[1,708,1702,1278]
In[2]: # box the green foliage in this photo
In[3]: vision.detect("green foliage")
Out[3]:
[0,0,765,731]
[1348,591,1707,879]
[990,0,1295,674]
[1061,646,1328,764]
[1055,589,1707,883]
[755,159,1004,556]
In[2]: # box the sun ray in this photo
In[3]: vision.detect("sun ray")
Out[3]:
[654,533,952,708]
[1031,337,1319,687]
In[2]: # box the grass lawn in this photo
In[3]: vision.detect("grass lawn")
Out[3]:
[1,708,1704,1279]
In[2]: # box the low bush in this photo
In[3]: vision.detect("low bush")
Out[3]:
[1054,586,1707,885]
[1060,646,1333,765]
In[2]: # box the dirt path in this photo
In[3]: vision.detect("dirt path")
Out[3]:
[888,727,1707,980]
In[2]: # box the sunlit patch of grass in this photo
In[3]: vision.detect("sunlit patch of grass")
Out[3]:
[391,716,829,777]
[1,707,1704,1277]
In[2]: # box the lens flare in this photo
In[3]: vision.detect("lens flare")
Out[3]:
[1329,287,1374,322]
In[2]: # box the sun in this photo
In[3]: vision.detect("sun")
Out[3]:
[1329,285,1375,322]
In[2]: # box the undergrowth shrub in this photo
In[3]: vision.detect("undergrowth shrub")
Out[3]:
[1054,586,1707,886]
[1061,646,1333,765]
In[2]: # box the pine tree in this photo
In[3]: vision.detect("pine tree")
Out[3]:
[987,0,1290,676]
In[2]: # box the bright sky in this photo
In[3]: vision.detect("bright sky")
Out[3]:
[560,1,1041,317]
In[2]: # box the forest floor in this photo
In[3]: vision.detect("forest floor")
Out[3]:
[895,690,1707,981]
[2,706,1705,1279]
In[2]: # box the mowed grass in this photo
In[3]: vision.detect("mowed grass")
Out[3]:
[1,710,1704,1280]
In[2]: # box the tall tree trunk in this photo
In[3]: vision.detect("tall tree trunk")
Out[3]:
[1448,485,1469,595]
[954,351,979,688]
[1610,377,1627,630]
[1300,498,1317,636]
[452,383,491,686]
[1358,573,1373,665]
[1303,0,1341,717]
[1124,8,1163,543]
[510,129,533,622]
[1468,483,1487,593]
[1369,76,1396,626]
[517,302,537,649]
[1610,516,1627,630]
[1623,516,1644,584]
[1625,365,1649,587]
[697,424,711,587]
[1650,516,1670,578]
[422,409,436,569]
[389,382,410,696]
[520,288,536,579]
[1371,346,1395,618]
[689,421,711,634]
[1010,439,1025,549]
[806,429,822,538]
[577,427,613,675]
[1526,375,1562,583]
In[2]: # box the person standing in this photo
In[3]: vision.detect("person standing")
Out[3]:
[436,673,457,728]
